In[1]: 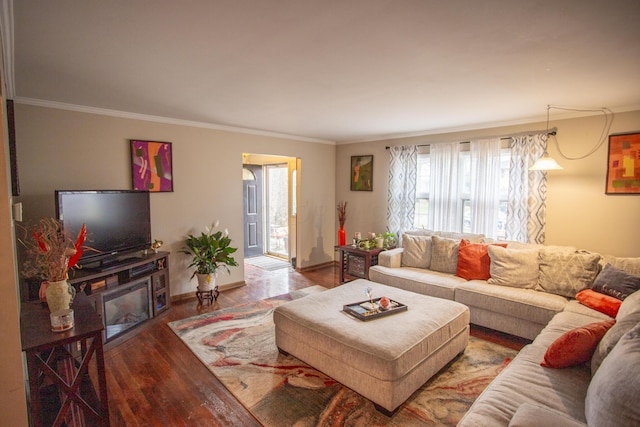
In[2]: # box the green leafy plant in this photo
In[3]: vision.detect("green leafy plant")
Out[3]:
[380,231,396,249]
[180,221,238,279]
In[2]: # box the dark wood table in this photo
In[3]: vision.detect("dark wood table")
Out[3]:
[21,294,110,427]
[335,245,384,283]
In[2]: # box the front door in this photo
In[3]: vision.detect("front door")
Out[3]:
[243,165,263,257]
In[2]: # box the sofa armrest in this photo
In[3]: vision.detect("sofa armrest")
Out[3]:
[508,403,587,427]
[378,248,403,268]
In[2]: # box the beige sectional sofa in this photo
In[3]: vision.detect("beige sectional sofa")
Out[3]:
[367,229,640,426]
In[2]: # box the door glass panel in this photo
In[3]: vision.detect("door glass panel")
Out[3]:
[266,164,288,257]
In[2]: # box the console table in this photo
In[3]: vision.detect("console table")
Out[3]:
[335,245,383,283]
[21,295,110,426]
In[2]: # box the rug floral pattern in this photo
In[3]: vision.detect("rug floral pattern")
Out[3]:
[169,286,517,426]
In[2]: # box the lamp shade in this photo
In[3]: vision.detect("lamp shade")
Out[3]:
[529,153,563,171]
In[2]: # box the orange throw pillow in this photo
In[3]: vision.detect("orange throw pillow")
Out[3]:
[456,239,507,281]
[541,320,616,369]
[576,289,622,318]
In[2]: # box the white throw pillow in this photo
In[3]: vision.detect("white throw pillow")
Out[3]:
[600,254,640,276]
[430,236,460,274]
[401,234,432,269]
[487,246,541,289]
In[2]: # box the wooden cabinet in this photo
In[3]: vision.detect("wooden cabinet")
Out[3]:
[21,295,109,426]
[335,245,383,283]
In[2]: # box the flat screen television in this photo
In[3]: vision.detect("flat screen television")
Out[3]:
[55,190,152,269]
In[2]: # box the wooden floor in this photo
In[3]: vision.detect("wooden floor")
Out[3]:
[102,262,528,426]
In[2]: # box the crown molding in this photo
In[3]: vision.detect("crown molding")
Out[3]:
[340,103,640,145]
[13,97,336,145]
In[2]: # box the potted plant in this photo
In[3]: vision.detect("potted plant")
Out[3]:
[19,217,87,312]
[180,220,239,291]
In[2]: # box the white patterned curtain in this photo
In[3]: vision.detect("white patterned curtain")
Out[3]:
[428,142,461,232]
[387,145,417,239]
[506,133,548,244]
[469,138,502,239]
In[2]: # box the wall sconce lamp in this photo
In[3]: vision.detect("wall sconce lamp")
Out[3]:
[529,105,614,171]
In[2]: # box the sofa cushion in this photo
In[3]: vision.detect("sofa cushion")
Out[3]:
[585,323,640,427]
[368,265,464,300]
[456,239,507,281]
[459,310,601,427]
[509,403,588,427]
[575,289,622,318]
[430,236,460,274]
[600,254,640,276]
[591,290,640,375]
[537,249,601,298]
[540,319,615,369]
[592,263,640,300]
[563,300,613,321]
[455,281,568,326]
[400,234,432,268]
[487,245,541,289]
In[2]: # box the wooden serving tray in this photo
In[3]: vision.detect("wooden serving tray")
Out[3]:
[343,297,407,321]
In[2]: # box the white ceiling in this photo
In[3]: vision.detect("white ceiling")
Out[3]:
[12,0,640,143]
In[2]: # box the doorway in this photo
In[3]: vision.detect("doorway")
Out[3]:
[242,154,298,265]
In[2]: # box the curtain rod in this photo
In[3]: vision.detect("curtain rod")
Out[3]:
[385,128,557,150]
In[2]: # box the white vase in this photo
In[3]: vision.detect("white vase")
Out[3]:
[196,273,216,291]
[45,279,75,313]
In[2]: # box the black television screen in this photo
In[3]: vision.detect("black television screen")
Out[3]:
[55,190,152,267]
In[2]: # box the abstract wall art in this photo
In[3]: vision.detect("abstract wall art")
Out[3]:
[606,132,640,194]
[130,140,173,192]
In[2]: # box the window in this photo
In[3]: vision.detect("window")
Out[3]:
[414,143,511,239]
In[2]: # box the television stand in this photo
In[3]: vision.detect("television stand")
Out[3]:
[67,251,170,348]
[82,253,146,273]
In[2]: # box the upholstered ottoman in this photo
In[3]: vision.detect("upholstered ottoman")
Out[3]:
[273,279,470,414]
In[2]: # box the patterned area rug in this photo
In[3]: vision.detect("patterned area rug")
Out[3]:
[245,255,291,271]
[168,286,517,426]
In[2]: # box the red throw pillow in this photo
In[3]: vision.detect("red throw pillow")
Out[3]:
[456,239,507,281]
[576,289,622,318]
[541,320,616,369]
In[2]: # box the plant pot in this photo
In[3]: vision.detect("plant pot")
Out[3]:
[196,273,217,291]
[45,280,75,313]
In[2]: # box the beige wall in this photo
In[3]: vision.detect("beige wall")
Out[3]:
[336,110,640,257]
[0,103,29,424]
[14,104,336,297]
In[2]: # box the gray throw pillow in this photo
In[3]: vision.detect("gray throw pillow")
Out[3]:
[401,234,432,269]
[592,264,640,300]
[537,249,601,298]
[487,246,541,289]
[430,236,460,274]
[591,311,640,375]
[585,323,640,426]
[617,288,640,320]
[593,290,640,374]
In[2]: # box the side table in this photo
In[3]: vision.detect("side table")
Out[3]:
[21,294,110,427]
[335,245,384,283]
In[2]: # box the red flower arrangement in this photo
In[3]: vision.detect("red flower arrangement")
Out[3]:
[19,218,88,282]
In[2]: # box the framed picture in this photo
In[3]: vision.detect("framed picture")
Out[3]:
[605,132,640,194]
[351,155,373,191]
[130,140,174,192]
